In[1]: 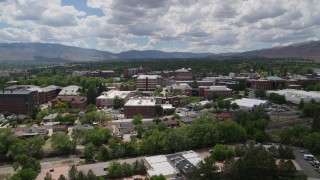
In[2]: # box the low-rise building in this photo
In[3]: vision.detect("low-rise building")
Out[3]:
[201,86,232,99]
[51,96,87,109]
[58,85,82,96]
[267,89,320,105]
[96,90,132,107]
[124,98,163,118]
[231,98,267,111]
[14,126,48,137]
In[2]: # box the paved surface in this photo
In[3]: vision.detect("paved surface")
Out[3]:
[292,147,320,179]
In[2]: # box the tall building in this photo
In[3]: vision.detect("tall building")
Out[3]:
[137,75,163,91]
[0,90,38,115]
[174,68,193,80]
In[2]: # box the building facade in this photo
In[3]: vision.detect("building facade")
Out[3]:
[0,90,38,114]
[137,75,163,91]
[174,68,193,80]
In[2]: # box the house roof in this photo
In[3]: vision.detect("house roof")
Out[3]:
[217,113,232,119]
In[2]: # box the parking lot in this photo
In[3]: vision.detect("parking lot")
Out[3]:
[293,147,320,179]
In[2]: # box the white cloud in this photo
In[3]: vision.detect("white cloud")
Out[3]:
[0,0,319,53]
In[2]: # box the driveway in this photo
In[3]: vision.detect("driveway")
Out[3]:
[292,147,320,179]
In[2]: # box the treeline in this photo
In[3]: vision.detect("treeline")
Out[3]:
[193,144,306,180]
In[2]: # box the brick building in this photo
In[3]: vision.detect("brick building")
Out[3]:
[51,96,87,109]
[123,67,151,78]
[137,75,163,91]
[124,98,163,118]
[0,90,38,115]
[246,76,286,90]
[171,83,192,96]
[174,68,193,80]
[200,86,232,99]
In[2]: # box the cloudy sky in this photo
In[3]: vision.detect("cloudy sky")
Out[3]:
[0,0,319,53]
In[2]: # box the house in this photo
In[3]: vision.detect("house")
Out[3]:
[73,124,94,131]
[119,123,135,134]
[14,126,48,137]
[53,125,68,132]
[58,85,82,96]
[43,113,58,122]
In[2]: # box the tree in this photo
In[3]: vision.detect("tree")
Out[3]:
[51,132,73,155]
[163,129,188,153]
[9,168,38,180]
[231,102,239,110]
[107,162,123,179]
[225,100,231,110]
[212,144,234,161]
[68,165,78,180]
[99,146,110,161]
[217,100,225,109]
[122,162,133,177]
[113,96,125,109]
[132,114,143,125]
[216,121,246,143]
[87,169,97,179]
[269,93,286,104]
[193,156,220,180]
[303,132,320,153]
[87,85,97,105]
[150,174,166,180]
[234,144,246,157]
[171,113,181,121]
[135,124,144,138]
[254,89,266,99]
[299,98,304,109]
[44,172,53,180]
[58,174,67,180]
[13,154,41,173]
[85,128,111,146]
[311,110,320,133]
[84,142,96,161]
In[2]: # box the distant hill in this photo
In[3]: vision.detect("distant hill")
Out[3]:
[237,41,320,60]
[0,43,215,64]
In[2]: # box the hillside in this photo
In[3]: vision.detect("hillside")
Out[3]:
[0,43,214,64]
[238,41,320,60]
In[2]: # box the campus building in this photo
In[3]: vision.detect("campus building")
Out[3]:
[137,75,163,91]
[95,90,132,107]
[199,86,232,99]
[51,96,87,109]
[171,83,192,96]
[174,68,193,80]
[0,89,39,114]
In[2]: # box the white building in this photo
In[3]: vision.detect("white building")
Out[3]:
[58,85,82,96]
[145,155,179,179]
[231,98,267,111]
[267,89,320,105]
[95,90,132,107]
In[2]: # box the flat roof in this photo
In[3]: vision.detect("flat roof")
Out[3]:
[172,83,192,90]
[209,86,231,91]
[137,75,159,80]
[0,90,33,95]
[58,85,81,96]
[125,98,157,106]
[267,89,320,104]
[232,98,267,108]
[145,155,179,177]
[97,90,131,99]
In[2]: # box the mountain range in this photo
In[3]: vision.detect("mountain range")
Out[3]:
[0,41,320,63]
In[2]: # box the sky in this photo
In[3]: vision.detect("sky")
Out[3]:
[0,0,319,53]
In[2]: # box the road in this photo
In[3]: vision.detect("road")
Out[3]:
[267,118,312,130]
[292,147,320,179]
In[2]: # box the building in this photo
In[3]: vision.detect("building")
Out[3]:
[200,86,232,99]
[4,85,61,104]
[89,70,116,78]
[58,85,82,96]
[51,96,87,109]
[118,122,135,134]
[174,68,193,80]
[0,89,38,114]
[137,75,163,91]
[144,151,203,179]
[267,89,320,105]
[123,67,151,78]
[247,76,285,90]
[124,98,163,118]
[171,83,192,96]
[14,126,48,137]
[231,98,267,111]
[96,90,132,107]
